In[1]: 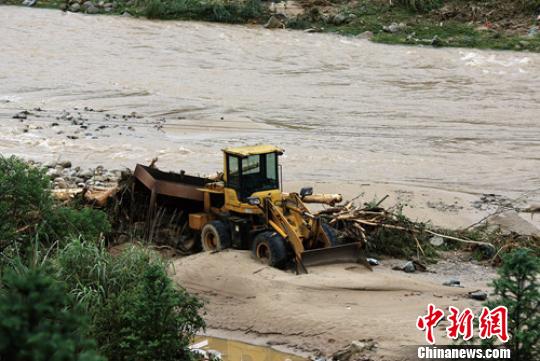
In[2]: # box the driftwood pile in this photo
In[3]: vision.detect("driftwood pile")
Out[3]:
[314,195,522,262]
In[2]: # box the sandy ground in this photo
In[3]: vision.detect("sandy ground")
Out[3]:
[171,250,497,360]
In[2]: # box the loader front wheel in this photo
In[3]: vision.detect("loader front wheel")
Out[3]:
[252,232,288,269]
[201,220,231,252]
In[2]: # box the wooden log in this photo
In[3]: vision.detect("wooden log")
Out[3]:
[301,193,343,205]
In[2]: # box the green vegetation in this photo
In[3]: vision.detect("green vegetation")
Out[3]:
[0,156,205,361]
[459,249,540,359]
[0,156,110,261]
[55,240,204,361]
[7,0,540,52]
[484,248,539,360]
[143,0,268,23]
[0,266,104,361]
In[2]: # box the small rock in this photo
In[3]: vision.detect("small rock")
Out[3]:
[469,290,488,301]
[403,261,416,273]
[366,258,379,266]
[357,31,374,40]
[383,22,407,34]
[121,11,131,17]
[57,160,72,169]
[79,169,94,179]
[264,15,285,29]
[429,236,445,247]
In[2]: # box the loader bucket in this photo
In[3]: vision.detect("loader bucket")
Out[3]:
[300,242,365,268]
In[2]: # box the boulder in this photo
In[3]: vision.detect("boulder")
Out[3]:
[264,15,285,29]
[469,290,488,301]
[86,4,99,14]
[69,2,81,12]
[81,0,93,9]
[403,261,415,273]
[332,13,348,26]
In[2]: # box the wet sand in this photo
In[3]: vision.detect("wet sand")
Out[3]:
[172,251,497,360]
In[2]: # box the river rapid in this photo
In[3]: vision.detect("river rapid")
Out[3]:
[1,7,539,198]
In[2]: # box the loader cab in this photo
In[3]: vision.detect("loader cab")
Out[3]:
[223,145,283,204]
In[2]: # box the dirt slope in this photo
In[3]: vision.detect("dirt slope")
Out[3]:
[171,250,496,360]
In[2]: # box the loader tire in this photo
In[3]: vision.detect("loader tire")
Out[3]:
[322,223,338,246]
[201,220,231,252]
[252,231,288,269]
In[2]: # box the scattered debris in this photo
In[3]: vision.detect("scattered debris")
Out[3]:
[366,258,379,266]
[443,279,462,288]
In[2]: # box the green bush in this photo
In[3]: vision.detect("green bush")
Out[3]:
[55,240,205,361]
[0,156,110,258]
[0,156,52,249]
[94,264,204,361]
[484,248,539,360]
[0,266,104,361]
[144,0,267,23]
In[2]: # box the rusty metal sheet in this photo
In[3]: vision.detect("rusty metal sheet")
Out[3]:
[134,164,205,202]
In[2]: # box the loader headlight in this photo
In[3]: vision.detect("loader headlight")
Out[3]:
[246,197,261,206]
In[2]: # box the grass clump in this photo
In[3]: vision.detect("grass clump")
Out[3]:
[54,240,205,361]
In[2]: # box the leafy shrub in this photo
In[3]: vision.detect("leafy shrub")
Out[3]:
[94,264,204,361]
[0,266,104,361]
[0,156,110,258]
[55,240,205,361]
[0,156,52,249]
[484,248,539,360]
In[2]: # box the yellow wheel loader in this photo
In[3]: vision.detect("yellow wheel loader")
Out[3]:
[133,144,364,272]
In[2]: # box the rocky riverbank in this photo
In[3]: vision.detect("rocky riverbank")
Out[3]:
[4,0,540,52]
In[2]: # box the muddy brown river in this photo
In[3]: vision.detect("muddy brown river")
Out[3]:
[1,7,539,199]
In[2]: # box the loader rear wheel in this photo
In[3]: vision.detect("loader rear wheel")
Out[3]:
[201,220,231,252]
[252,231,288,269]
